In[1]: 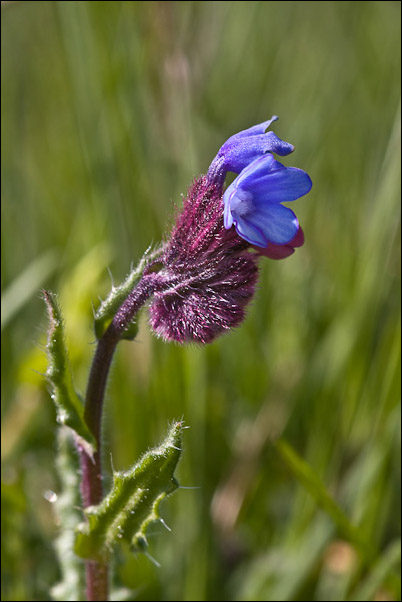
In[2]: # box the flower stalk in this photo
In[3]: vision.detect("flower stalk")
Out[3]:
[79,273,166,600]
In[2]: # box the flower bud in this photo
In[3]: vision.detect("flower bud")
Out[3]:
[149,176,259,344]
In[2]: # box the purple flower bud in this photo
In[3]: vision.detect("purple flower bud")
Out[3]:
[148,117,312,344]
[149,176,259,344]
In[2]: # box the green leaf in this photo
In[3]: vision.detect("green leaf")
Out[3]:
[51,428,86,602]
[94,245,164,340]
[74,421,184,562]
[43,290,95,455]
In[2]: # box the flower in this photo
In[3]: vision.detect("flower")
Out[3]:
[148,117,312,344]
[223,153,312,248]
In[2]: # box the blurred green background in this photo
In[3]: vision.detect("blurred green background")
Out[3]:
[1,1,401,600]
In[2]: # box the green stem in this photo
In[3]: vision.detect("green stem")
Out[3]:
[78,273,165,601]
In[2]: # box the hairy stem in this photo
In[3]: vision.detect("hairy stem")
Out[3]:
[79,272,164,601]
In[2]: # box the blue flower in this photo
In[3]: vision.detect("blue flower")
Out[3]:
[223,153,312,247]
[149,116,312,343]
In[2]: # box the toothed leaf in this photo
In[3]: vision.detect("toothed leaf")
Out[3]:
[75,421,183,562]
[43,290,95,454]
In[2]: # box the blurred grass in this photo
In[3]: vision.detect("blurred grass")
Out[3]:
[1,1,400,601]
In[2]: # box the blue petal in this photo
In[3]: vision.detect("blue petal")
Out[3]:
[221,133,294,174]
[232,202,299,246]
[238,159,313,204]
[232,214,269,247]
[223,184,235,228]
[235,154,277,183]
[207,117,296,182]
[226,116,279,140]
[246,203,299,245]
